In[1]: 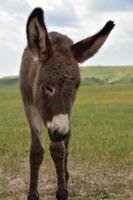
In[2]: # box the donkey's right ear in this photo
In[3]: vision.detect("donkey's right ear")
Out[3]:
[26,8,52,61]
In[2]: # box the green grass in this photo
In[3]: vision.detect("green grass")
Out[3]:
[1,83,133,199]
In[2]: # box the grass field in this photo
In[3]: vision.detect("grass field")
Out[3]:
[1,68,133,199]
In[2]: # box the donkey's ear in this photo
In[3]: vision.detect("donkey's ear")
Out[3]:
[71,21,115,63]
[26,8,52,61]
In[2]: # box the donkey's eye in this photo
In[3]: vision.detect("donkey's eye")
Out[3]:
[45,86,55,96]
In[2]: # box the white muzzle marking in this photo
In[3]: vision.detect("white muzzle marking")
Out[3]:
[47,114,69,135]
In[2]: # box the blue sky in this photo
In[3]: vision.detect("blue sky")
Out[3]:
[0,0,133,77]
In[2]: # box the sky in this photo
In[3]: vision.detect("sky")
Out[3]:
[0,0,133,77]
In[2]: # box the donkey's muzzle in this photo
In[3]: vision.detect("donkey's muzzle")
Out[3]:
[48,129,69,142]
[47,114,70,142]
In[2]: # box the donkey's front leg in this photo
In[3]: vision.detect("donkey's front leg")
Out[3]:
[64,133,71,187]
[28,128,44,200]
[50,141,68,200]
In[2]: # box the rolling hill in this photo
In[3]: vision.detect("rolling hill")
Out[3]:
[1,66,133,87]
[0,76,18,87]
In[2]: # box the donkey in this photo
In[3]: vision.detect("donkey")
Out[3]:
[20,7,115,200]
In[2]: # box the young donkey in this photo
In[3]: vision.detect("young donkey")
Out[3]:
[20,8,115,200]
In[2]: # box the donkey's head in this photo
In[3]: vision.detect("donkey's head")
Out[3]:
[26,8,114,141]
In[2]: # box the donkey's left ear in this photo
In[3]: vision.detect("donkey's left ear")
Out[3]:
[71,21,115,63]
[26,7,52,61]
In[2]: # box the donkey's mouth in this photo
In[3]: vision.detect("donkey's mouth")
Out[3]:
[46,113,70,142]
[48,129,69,142]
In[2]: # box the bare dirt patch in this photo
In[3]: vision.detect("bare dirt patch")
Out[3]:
[1,162,133,200]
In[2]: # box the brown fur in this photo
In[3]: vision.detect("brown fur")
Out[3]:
[19,7,115,200]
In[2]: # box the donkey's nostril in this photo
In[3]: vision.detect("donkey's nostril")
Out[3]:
[45,86,55,96]
[48,129,69,142]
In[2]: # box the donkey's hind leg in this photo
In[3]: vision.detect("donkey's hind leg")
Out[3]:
[25,105,44,200]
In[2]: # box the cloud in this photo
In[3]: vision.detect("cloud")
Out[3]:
[0,0,30,13]
[45,7,78,27]
[0,7,27,77]
[0,0,32,77]
[26,0,92,28]
[91,0,133,12]
[0,0,133,77]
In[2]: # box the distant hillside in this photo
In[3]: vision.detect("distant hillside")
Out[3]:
[1,66,133,87]
[0,76,18,87]
[80,66,133,85]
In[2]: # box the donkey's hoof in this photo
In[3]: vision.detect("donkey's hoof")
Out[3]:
[56,189,68,200]
[27,192,39,200]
